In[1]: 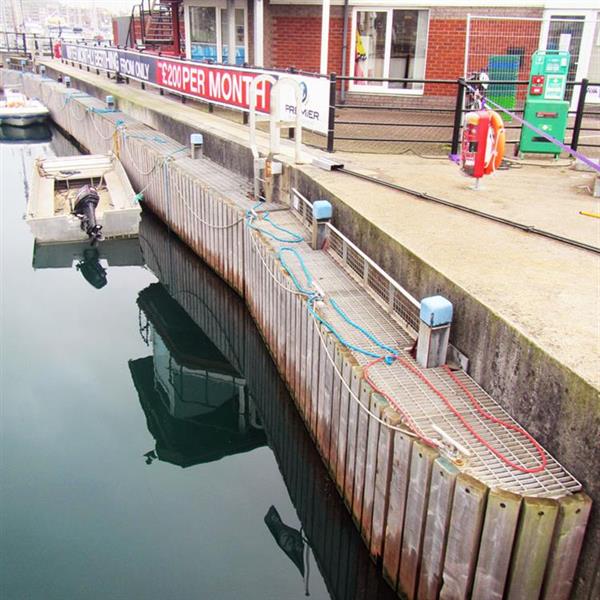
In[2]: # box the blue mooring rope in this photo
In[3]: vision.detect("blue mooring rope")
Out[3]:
[277,246,398,362]
[245,205,304,244]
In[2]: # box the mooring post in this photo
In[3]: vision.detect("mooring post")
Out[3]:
[106,95,116,110]
[416,295,452,368]
[190,133,204,159]
[64,76,71,88]
[311,200,332,250]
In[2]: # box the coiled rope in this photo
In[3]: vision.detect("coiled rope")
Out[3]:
[277,239,547,472]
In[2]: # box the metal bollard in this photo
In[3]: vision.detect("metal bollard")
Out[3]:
[106,95,115,110]
[311,200,332,250]
[190,133,204,159]
[64,76,71,88]
[39,65,46,76]
[416,296,453,368]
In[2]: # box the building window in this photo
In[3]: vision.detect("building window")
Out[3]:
[352,8,429,93]
[190,7,217,61]
[188,3,246,64]
[220,8,246,65]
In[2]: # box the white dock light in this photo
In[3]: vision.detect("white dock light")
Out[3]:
[105,95,115,110]
[190,133,204,159]
[416,296,453,368]
[64,76,71,88]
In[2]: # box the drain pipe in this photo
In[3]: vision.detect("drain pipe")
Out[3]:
[339,0,349,104]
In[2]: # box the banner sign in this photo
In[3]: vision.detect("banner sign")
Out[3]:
[61,44,329,134]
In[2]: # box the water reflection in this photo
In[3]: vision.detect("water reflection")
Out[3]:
[32,237,145,289]
[131,282,266,468]
[137,211,398,600]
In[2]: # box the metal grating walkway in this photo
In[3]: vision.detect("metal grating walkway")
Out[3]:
[258,208,581,499]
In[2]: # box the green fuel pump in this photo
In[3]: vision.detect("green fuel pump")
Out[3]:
[519,50,570,157]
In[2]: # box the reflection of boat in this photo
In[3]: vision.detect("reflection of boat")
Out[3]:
[32,236,144,269]
[130,282,266,468]
[0,123,52,143]
[26,154,140,243]
[32,235,144,289]
[0,89,49,126]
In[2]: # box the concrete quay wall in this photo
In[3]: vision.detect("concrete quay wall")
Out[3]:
[6,67,597,599]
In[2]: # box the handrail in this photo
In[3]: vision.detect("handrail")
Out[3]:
[326,221,421,311]
[290,188,421,334]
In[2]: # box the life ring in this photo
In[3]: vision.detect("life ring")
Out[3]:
[484,110,505,175]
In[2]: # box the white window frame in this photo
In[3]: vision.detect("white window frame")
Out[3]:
[184,0,248,64]
[349,7,429,95]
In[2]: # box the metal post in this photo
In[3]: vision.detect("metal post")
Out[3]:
[571,78,588,152]
[327,72,337,153]
[22,33,26,55]
[451,78,465,157]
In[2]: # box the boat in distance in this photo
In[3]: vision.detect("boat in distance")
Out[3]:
[0,89,50,126]
[27,154,141,243]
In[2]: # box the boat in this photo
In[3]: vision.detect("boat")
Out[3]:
[27,153,141,243]
[0,89,50,126]
[0,123,52,143]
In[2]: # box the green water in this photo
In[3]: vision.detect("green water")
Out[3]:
[0,129,397,600]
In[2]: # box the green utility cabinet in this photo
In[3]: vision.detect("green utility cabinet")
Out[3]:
[519,50,570,156]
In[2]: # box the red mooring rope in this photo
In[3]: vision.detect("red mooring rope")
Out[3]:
[363,356,547,474]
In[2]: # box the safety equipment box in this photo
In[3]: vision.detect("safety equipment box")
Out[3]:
[519,50,570,156]
[519,99,569,156]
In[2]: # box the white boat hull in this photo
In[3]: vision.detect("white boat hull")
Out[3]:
[0,93,49,127]
[0,113,49,127]
[27,209,142,242]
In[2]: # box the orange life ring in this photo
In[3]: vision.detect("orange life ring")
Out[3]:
[484,110,505,174]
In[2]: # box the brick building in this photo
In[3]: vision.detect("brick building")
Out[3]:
[119,1,599,105]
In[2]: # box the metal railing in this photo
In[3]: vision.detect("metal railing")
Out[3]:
[327,74,600,154]
[290,188,421,336]
[0,32,111,56]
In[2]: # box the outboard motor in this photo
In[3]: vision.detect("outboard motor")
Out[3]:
[75,247,107,289]
[73,184,103,244]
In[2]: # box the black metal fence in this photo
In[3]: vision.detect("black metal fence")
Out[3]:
[327,75,600,156]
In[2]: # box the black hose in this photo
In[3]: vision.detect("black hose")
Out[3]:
[338,168,600,255]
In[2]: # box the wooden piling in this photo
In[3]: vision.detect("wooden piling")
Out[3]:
[541,492,592,600]
[439,474,488,600]
[382,431,413,591]
[399,441,438,599]
[505,496,559,600]
[417,457,459,600]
